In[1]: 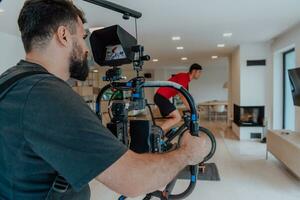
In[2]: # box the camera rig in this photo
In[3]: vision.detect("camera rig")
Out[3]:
[90,24,201,199]
[85,1,216,199]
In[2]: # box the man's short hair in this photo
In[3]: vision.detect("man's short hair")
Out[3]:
[189,63,203,73]
[18,0,86,53]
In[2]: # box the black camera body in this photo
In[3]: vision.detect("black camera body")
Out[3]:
[107,98,164,153]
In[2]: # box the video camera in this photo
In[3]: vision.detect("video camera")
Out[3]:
[90,25,152,147]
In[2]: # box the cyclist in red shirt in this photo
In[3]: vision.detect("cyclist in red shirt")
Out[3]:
[154,64,203,133]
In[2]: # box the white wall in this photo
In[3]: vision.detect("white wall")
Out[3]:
[0,32,24,73]
[272,52,284,129]
[239,43,271,106]
[270,24,300,131]
[190,66,228,103]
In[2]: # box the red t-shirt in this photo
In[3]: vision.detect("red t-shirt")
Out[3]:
[156,72,191,99]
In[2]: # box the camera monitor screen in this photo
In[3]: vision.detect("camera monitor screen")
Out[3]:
[105,45,127,61]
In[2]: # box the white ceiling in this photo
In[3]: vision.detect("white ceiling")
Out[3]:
[1,0,300,69]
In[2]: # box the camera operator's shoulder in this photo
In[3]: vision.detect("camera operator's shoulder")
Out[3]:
[28,75,81,100]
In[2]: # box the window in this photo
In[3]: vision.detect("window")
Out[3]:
[283,49,296,130]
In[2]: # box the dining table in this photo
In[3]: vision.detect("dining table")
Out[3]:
[198,100,228,121]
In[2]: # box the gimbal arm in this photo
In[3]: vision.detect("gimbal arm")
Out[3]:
[141,81,199,200]
[96,80,199,199]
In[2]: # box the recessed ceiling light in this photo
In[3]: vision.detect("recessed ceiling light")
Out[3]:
[152,59,159,62]
[0,9,5,13]
[212,56,218,59]
[176,46,184,50]
[181,57,188,61]
[93,69,99,73]
[88,27,104,33]
[223,33,233,37]
[217,44,225,48]
[172,36,181,41]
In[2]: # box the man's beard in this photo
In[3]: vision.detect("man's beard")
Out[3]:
[69,40,89,81]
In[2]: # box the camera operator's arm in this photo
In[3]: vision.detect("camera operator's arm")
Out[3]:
[178,93,190,111]
[96,132,205,198]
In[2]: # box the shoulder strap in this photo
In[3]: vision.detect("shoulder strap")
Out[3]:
[0,68,72,197]
[0,69,50,94]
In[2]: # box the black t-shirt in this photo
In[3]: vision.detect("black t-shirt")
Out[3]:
[0,60,128,199]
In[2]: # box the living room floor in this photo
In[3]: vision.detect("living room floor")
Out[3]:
[89,120,300,200]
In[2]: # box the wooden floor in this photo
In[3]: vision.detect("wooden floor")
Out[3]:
[90,119,300,200]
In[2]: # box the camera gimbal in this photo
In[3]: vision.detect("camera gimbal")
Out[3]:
[85,1,216,199]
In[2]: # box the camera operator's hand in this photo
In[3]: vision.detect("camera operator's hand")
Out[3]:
[179,131,207,165]
[97,131,207,198]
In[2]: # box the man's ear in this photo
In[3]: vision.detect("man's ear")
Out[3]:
[56,26,72,47]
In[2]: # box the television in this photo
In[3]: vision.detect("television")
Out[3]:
[288,68,300,106]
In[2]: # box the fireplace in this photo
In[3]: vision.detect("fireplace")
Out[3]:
[234,104,265,127]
